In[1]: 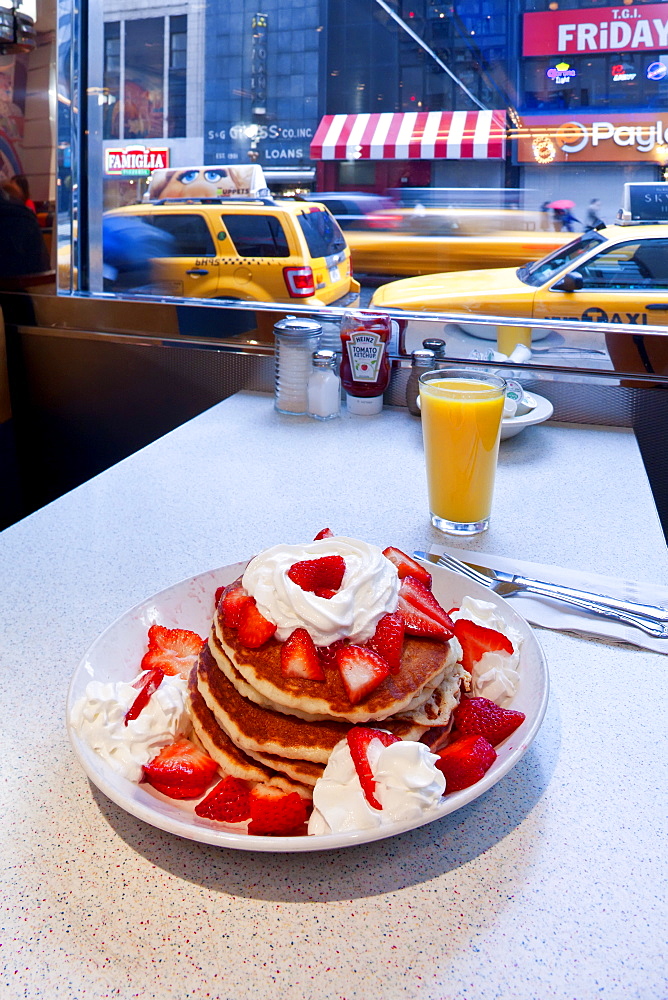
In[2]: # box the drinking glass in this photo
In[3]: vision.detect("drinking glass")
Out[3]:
[418,368,506,535]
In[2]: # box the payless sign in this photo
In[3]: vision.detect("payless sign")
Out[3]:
[517,114,668,163]
[523,4,668,57]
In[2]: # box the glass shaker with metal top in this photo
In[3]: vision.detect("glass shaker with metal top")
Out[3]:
[405,348,435,416]
[273,316,322,414]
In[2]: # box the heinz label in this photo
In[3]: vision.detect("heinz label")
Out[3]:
[345,332,386,382]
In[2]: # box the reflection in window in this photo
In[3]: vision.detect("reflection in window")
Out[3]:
[103,21,120,139]
[124,18,164,139]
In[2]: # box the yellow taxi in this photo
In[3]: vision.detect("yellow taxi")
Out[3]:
[345,206,572,277]
[104,197,360,306]
[370,223,668,328]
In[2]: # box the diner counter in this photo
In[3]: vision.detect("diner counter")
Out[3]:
[2,390,666,1000]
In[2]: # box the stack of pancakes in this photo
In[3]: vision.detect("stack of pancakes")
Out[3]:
[188,579,468,800]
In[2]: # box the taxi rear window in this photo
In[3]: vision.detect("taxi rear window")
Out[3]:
[139,213,215,256]
[298,209,347,259]
[221,214,290,257]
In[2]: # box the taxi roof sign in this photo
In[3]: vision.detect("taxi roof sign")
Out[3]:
[619,182,668,225]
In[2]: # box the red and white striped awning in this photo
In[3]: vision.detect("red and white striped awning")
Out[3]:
[311,110,506,161]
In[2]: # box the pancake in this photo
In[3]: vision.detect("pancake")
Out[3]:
[198,643,350,763]
[213,609,460,724]
[187,665,313,799]
[396,660,470,726]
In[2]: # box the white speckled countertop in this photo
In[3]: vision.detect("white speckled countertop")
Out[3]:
[1,391,667,1000]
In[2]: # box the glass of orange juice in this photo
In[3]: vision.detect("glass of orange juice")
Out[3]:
[418,368,506,535]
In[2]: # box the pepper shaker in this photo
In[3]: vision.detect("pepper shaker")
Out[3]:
[273,316,322,414]
[308,350,341,420]
[405,348,435,416]
[422,337,446,360]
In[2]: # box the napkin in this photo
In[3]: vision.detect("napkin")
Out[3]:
[429,544,668,654]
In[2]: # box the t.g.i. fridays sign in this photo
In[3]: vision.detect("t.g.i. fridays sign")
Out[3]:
[523,3,668,57]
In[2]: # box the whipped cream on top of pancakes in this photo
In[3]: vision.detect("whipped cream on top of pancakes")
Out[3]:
[308,735,445,835]
[242,536,400,645]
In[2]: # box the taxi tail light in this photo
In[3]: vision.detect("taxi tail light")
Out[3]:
[283,266,315,297]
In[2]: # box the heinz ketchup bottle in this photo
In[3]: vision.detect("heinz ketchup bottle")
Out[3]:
[339,311,392,415]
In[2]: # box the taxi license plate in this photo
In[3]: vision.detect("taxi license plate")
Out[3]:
[328,266,340,283]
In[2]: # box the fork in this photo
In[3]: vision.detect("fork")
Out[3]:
[416,551,668,639]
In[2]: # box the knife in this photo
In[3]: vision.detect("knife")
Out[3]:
[413,550,668,639]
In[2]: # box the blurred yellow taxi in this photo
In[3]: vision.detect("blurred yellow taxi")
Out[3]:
[103,197,360,306]
[346,207,572,276]
[370,224,668,327]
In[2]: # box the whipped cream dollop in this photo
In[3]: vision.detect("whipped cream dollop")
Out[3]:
[308,736,445,835]
[242,536,400,646]
[450,596,523,706]
[70,672,191,781]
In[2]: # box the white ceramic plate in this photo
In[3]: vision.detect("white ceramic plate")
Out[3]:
[66,562,549,853]
[501,392,554,440]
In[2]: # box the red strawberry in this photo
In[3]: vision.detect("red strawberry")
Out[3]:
[399,576,454,631]
[287,555,346,595]
[366,612,405,674]
[453,618,514,673]
[214,585,224,606]
[396,599,453,641]
[140,625,205,679]
[220,580,252,628]
[236,599,277,648]
[194,776,251,823]
[281,628,325,680]
[435,735,497,793]
[382,546,433,588]
[313,528,334,539]
[316,638,347,669]
[453,696,525,746]
[248,786,308,836]
[125,667,164,725]
[336,645,390,704]
[143,737,218,799]
[314,587,337,600]
[347,727,401,809]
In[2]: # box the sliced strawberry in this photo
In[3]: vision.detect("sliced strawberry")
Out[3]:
[140,625,205,679]
[382,546,433,588]
[396,600,453,641]
[366,612,405,674]
[236,598,277,648]
[287,555,346,595]
[281,628,325,680]
[247,786,308,836]
[313,528,334,539]
[453,696,525,746]
[453,618,514,673]
[214,585,225,606]
[435,734,497,793]
[347,727,401,809]
[316,638,348,669]
[143,737,218,799]
[398,576,455,632]
[314,587,337,600]
[194,775,251,823]
[336,645,390,705]
[125,667,164,726]
[220,580,252,628]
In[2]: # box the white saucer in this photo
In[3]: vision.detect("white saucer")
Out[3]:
[501,393,554,440]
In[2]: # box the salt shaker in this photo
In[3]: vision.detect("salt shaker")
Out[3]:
[405,348,434,416]
[273,316,322,414]
[307,350,341,420]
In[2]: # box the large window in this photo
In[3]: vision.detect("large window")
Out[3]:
[103,16,188,140]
